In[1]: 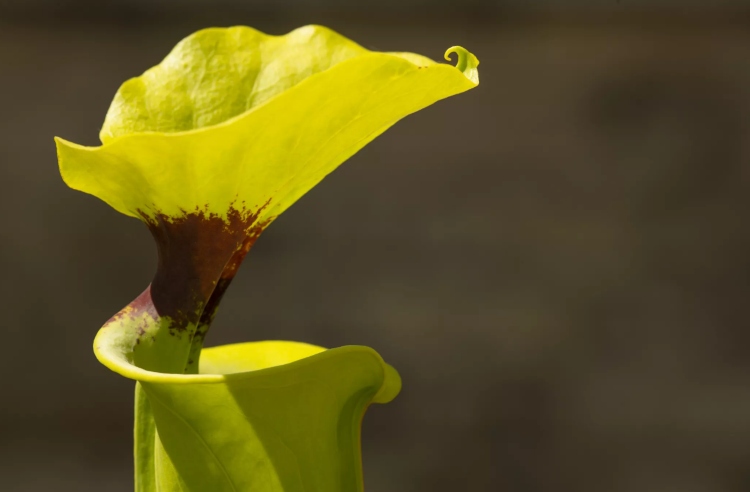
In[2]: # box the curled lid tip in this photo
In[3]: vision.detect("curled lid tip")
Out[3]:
[444,46,479,85]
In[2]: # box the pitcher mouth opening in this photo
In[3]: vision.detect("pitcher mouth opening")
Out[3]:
[198,340,327,375]
[94,334,401,404]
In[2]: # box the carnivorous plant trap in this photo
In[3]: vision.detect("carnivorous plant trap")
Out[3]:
[55,25,479,492]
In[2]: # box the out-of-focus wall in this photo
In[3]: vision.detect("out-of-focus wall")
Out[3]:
[1,2,749,491]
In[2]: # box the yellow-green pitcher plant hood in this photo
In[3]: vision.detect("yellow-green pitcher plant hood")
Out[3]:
[55,24,478,492]
[56,25,479,222]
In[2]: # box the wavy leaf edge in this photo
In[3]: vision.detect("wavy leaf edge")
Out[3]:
[94,332,402,404]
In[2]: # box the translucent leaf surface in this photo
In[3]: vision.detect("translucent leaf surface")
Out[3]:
[55,25,479,222]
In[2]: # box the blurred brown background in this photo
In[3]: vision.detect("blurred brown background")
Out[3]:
[2,1,750,491]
